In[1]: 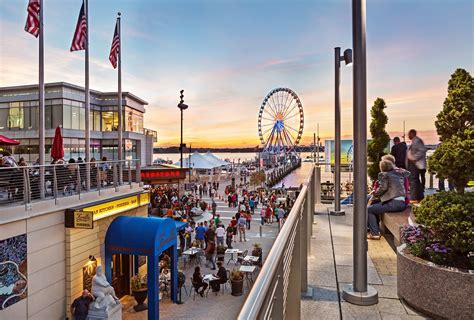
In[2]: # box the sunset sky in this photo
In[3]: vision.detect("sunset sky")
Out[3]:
[0,0,472,147]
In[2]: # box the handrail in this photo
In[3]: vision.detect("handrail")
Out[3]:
[0,159,142,209]
[238,165,315,319]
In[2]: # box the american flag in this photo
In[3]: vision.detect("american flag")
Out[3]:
[24,0,40,37]
[109,21,120,68]
[70,1,87,51]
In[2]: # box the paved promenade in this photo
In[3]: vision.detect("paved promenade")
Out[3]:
[302,205,426,319]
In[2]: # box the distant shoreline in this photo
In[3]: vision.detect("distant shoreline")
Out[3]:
[154,147,261,154]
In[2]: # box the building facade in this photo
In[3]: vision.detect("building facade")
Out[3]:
[0,82,157,165]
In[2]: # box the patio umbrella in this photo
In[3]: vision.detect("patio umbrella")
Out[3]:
[0,134,20,145]
[51,126,64,160]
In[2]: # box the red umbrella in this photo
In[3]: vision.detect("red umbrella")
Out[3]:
[0,135,20,145]
[51,126,64,160]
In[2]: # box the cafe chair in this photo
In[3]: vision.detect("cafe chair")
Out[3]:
[237,249,248,265]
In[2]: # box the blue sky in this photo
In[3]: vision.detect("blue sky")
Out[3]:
[0,0,472,146]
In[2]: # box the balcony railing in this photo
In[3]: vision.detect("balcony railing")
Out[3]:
[0,159,141,209]
[238,165,319,319]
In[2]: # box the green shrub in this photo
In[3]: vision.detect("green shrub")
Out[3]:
[413,191,474,268]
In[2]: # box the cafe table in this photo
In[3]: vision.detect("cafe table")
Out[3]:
[225,248,242,265]
[239,265,257,289]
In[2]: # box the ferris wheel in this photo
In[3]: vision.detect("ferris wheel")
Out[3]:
[258,88,304,152]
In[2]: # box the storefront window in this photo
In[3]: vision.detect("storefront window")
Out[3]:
[102,111,118,131]
[8,102,23,129]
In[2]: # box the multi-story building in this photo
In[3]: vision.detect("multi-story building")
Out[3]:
[0,82,157,165]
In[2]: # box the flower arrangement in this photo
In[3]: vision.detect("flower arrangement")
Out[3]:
[131,274,146,290]
[230,268,244,281]
[401,224,470,269]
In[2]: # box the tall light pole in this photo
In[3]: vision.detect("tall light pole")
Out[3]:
[330,47,352,216]
[178,90,188,168]
[342,0,378,305]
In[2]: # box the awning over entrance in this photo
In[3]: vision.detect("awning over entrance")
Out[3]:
[174,220,188,231]
[105,216,178,320]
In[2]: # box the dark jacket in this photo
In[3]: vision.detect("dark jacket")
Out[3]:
[391,142,407,169]
[374,169,410,203]
[217,266,227,282]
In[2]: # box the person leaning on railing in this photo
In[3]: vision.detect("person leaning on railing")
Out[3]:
[367,159,410,240]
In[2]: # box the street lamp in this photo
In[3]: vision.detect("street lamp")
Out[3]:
[177,90,188,168]
[342,0,378,306]
[331,47,352,216]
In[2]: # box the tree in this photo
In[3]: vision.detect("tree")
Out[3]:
[435,68,474,141]
[250,170,266,189]
[367,98,390,182]
[429,68,474,193]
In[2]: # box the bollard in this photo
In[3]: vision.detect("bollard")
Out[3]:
[259,225,262,237]
[429,172,434,189]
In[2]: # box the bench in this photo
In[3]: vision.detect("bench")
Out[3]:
[380,207,415,246]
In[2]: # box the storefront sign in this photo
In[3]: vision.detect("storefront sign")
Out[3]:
[73,211,93,229]
[140,168,187,182]
[65,192,149,228]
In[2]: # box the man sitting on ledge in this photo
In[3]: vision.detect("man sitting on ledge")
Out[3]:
[367,159,410,240]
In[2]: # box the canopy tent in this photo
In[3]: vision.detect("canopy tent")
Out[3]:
[105,216,178,320]
[174,152,219,170]
[203,151,228,167]
[0,135,20,146]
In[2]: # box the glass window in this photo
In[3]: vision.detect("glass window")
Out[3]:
[8,105,24,129]
[71,106,79,129]
[63,104,72,129]
[30,106,38,129]
[52,104,63,128]
[0,108,8,129]
[102,111,118,131]
[45,105,52,129]
[79,107,85,130]
[94,111,101,131]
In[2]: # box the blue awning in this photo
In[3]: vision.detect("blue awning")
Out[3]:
[174,220,188,231]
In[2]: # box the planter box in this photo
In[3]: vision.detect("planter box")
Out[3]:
[397,245,474,319]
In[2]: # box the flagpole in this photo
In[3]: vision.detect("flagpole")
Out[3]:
[84,0,91,190]
[117,12,123,184]
[39,0,45,199]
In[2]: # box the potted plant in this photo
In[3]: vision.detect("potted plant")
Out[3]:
[216,245,226,262]
[131,274,148,312]
[251,243,263,267]
[230,268,244,296]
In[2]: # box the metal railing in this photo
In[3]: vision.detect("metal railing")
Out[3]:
[0,159,141,209]
[238,165,318,319]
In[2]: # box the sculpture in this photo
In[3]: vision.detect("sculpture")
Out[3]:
[90,266,120,311]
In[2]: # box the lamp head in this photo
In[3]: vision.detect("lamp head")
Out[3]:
[178,103,188,110]
[343,49,353,65]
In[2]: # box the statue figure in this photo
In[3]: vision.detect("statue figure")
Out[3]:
[90,266,120,311]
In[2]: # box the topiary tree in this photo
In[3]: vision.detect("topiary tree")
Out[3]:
[367,98,390,182]
[428,68,474,193]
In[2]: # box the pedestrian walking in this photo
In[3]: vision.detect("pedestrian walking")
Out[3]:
[260,204,267,225]
[211,199,217,217]
[226,224,234,249]
[245,211,252,230]
[216,224,225,247]
[205,240,216,270]
[238,215,247,241]
[406,129,427,202]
